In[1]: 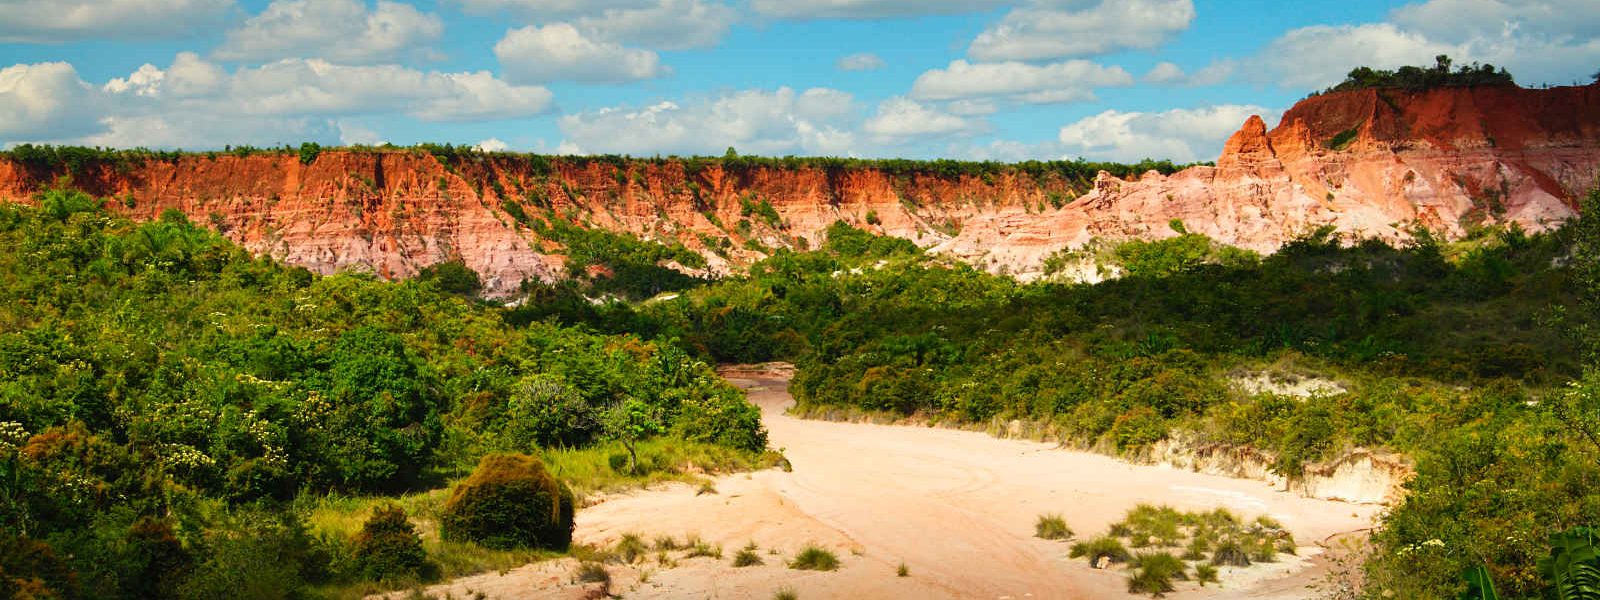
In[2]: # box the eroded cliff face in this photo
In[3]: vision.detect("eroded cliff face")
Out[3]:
[2,83,1596,294]
[982,82,1600,270]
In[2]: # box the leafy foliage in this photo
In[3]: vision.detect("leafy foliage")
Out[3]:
[0,190,767,597]
[439,453,576,551]
[1321,55,1515,94]
[352,505,429,581]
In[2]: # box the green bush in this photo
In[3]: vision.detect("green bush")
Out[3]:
[416,260,483,296]
[1069,536,1132,567]
[1211,539,1250,567]
[352,505,429,582]
[440,453,575,550]
[789,546,839,571]
[1035,513,1074,540]
[1127,552,1188,596]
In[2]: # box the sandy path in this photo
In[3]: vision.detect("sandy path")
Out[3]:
[404,369,1380,600]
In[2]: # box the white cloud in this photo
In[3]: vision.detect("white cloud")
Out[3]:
[1142,60,1235,86]
[1256,0,1600,90]
[474,137,510,152]
[338,121,386,145]
[458,0,735,49]
[1,54,554,147]
[1056,104,1279,163]
[750,0,1009,19]
[558,87,857,156]
[216,0,444,64]
[574,0,736,50]
[837,53,887,71]
[455,0,654,18]
[0,63,104,141]
[969,0,1195,61]
[1144,62,1186,84]
[910,59,1133,103]
[0,0,233,42]
[1255,23,1456,89]
[863,97,981,142]
[495,23,665,84]
[1390,0,1600,41]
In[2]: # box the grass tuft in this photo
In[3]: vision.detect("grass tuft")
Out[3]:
[789,545,840,571]
[1034,513,1074,541]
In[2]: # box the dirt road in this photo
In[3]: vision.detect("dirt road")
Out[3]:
[406,368,1379,599]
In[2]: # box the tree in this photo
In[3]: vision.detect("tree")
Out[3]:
[603,398,661,474]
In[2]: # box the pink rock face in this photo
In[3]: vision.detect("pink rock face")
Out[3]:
[1,83,1596,292]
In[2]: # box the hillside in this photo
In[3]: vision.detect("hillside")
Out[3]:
[1,83,1596,295]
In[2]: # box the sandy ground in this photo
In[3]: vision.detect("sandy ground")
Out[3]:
[397,367,1381,600]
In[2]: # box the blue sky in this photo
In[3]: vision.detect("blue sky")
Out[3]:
[2,0,1596,162]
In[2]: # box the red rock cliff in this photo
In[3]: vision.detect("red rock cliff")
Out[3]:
[1,82,1596,292]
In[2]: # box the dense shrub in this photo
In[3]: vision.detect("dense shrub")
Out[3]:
[351,505,428,582]
[440,453,575,550]
[416,260,483,296]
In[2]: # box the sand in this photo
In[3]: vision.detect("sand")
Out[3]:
[394,367,1380,599]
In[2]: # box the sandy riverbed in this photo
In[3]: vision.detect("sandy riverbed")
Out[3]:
[394,367,1380,599]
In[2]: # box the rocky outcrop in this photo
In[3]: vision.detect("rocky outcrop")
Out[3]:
[1147,436,1412,505]
[1,83,1596,293]
[986,83,1600,267]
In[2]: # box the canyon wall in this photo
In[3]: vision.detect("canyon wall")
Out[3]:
[2,83,1596,295]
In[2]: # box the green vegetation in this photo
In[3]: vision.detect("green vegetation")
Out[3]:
[789,546,840,571]
[733,542,764,567]
[5,139,1600,600]
[0,189,769,598]
[1070,536,1132,567]
[439,453,576,551]
[605,185,1600,598]
[1034,513,1074,541]
[1321,55,1514,95]
[415,259,483,296]
[1127,551,1186,595]
[1328,126,1361,150]
[530,216,708,301]
[352,505,430,582]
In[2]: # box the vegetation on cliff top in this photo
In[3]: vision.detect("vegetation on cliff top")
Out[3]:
[1,142,1204,184]
[1318,54,1515,95]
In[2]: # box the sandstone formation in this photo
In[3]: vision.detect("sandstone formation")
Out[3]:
[2,83,1596,295]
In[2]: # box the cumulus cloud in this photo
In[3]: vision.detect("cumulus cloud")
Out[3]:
[216,0,444,64]
[837,53,887,71]
[557,87,857,156]
[0,63,104,141]
[750,0,1009,19]
[495,24,665,84]
[968,0,1195,61]
[474,138,510,152]
[1056,104,1279,163]
[863,97,982,142]
[1142,60,1235,86]
[1,54,553,147]
[910,59,1133,103]
[1256,0,1600,89]
[0,0,233,42]
[574,0,736,50]
[459,0,734,49]
[1254,23,1456,89]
